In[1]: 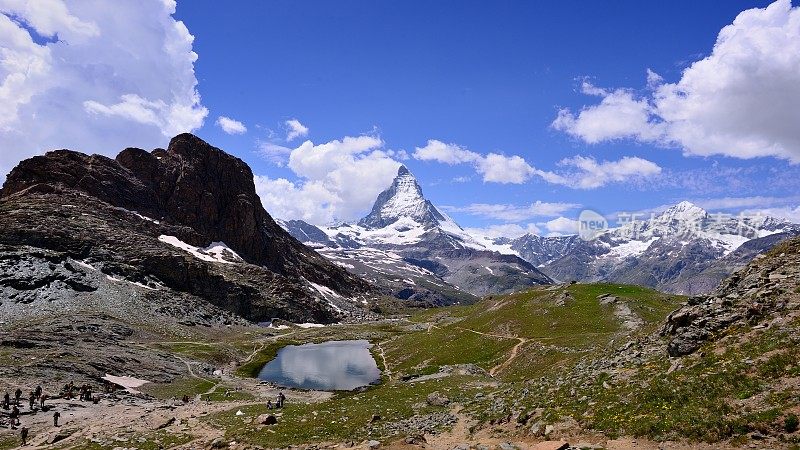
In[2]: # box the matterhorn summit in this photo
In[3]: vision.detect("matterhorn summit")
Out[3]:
[280,165,552,303]
[359,166,451,230]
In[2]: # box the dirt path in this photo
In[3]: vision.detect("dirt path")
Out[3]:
[488,336,527,376]
[241,341,266,365]
[456,326,528,377]
[376,340,393,381]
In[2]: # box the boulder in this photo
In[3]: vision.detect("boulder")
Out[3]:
[530,442,569,450]
[255,414,278,425]
[426,391,450,407]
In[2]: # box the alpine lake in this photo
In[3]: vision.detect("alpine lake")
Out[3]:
[257,339,381,391]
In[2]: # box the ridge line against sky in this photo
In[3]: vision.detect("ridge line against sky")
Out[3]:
[1,0,800,236]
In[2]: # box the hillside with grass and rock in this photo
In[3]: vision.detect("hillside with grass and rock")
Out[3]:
[2,136,800,449]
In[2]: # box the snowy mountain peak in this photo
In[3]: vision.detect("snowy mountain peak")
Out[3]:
[660,201,707,221]
[358,165,448,229]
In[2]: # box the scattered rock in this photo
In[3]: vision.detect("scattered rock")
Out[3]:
[255,414,278,425]
[555,291,573,306]
[426,391,450,406]
[48,430,73,444]
[597,294,617,305]
[404,435,426,445]
[210,437,227,448]
[529,420,545,436]
[155,416,176,430]
[530,442,569,450]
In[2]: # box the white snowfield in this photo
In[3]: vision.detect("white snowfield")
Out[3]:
[102,374,150,393]
[158,235,243,264]
[296,323,325,328]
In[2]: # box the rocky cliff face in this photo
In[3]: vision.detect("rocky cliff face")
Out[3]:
[0,134,375,324]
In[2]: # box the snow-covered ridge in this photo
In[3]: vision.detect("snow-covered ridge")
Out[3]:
[158,235,243,264]
[307,166,519,254]
[602,201,793,257]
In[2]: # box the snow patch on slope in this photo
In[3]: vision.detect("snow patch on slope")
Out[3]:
[158,235,243,264]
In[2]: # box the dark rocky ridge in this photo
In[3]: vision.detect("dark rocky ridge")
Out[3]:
[0,133,375,324]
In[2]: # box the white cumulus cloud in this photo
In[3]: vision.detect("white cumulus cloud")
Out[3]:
[216,116,247,134]
[413,140,659,189]
[540,155,662,189]
[254,135,402,224]
[285,118,309,142]
[0,0,207,179]
[413,139,535,184]
[553,0,800,161]
[413,139,481,165]
[543,216,580,236]
[742,206,800,224]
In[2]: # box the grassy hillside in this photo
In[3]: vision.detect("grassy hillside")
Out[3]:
[208,283,689,448]
[383,283,683,380]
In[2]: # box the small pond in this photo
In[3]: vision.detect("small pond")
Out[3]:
[257,340,381,390]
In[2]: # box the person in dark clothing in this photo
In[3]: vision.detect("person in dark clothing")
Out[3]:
[53,411,61,427]
[2,392,8,409]
[20,427,28,446]
[14,388,22,404]
[10,406,19,428]
[28,391,35,409]
[277,392,286,408]
[35,385,42,399]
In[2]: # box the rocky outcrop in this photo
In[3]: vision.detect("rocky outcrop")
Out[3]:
[0,134,375,324]
[662,236,800,356]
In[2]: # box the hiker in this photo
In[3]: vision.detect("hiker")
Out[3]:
[28,391,35,409]
[35,385,42,399]
[266,400,273,410]
[14,388,22,404]
[20,426,28,446]
[40,394,46,409]
[182,395,189,404]
[10,406,19,428]
[277,392,286,408]
[53,411,60,427]
[2,392,8,409]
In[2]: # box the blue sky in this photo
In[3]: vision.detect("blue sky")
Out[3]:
[2,0,800,236]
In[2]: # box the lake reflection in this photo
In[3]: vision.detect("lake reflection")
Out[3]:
[257,340,381,390]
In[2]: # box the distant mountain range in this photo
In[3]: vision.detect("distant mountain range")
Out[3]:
[280,166,552,305]
[283,169,799,298]
[504,201,799,294]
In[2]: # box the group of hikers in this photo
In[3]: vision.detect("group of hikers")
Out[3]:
[1,381,112,446]
[266,391,286,410]
[3,381,289,446]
